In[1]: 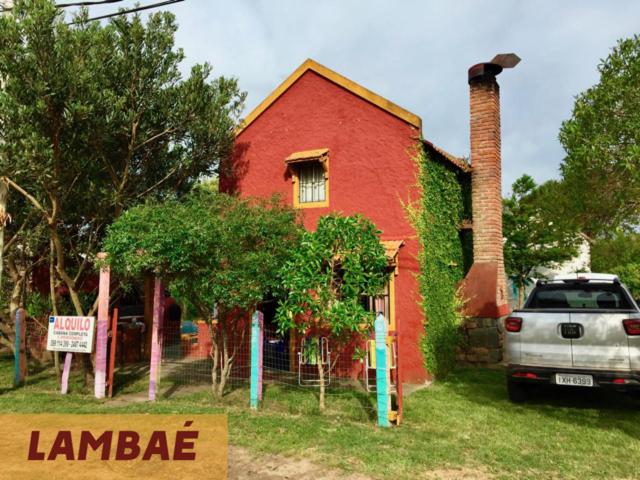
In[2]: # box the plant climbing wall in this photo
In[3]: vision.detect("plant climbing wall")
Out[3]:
[406,146,468,378]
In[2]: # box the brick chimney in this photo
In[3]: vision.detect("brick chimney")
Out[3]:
[462,54,520,321]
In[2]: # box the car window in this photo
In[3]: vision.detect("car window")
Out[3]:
[526,283,634,310]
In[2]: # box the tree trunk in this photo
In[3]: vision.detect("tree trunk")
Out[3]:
[49,224,84,316]
[216,318,247,398]
[316,346,326,411]
[6,265,24,355]
[48,224,93,386]
[209,324,219,396]
[8,265,23,323]
[216,329,230,397]
[218,359,231,397]
[517,278,525,308]
[49,240,61,380]
[0,180,8,294]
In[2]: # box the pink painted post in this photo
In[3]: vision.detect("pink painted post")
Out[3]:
[257,311,264,401]
[94,253,110,399]
[148,278,164,401]
[158,300,165,365]
[107,307,119,398]
[60,352,73,394]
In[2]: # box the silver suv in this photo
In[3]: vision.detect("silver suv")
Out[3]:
[504,273,640,402]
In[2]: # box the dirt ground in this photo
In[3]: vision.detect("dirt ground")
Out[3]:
[228,446,373,480]
[228,447,492,480]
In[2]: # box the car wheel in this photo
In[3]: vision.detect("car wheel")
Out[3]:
[507,379,529,403]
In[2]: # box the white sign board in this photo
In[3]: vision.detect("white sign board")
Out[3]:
[46,316,96,353]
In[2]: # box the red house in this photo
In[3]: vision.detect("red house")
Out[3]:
[225,57,514,383]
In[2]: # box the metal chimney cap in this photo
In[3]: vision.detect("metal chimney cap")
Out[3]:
[491,53,521,69]
[468,53,520,83]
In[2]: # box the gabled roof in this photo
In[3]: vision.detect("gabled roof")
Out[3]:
[423,139,471,173]
[236,58,470,173]
[236,58,422,134]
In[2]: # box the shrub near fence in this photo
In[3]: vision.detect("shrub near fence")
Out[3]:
[10,304,400,426]
[159,311,401,426]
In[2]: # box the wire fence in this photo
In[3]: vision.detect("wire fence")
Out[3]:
[158,312,401,423]
[160,319,215,393]
[19,312,97,394]
[7,305,401,425]
[22,315,58,391]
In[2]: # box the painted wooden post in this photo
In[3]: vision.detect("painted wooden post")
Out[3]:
[107,307,119,398]
[148,278,164,401]
[13,308,26,387]
[158,299,165,365]
[374,312,390,427]
[257,311,264,401]
[60,352,72,394]
[394,331,403,425]
[249,310,263,409]
[94,254,110,399]
[143,276,154,360]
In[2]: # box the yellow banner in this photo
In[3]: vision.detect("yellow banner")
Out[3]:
[0,414,228,480]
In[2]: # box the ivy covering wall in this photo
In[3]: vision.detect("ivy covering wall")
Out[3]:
[407,146,468,378]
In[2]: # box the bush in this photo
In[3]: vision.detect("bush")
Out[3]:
[592,233,640,298]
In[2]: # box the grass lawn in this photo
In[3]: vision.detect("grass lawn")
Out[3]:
[0,354,638,479]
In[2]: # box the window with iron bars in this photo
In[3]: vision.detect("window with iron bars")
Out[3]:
[298,162,326,203]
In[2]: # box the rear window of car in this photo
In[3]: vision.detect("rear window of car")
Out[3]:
[526,283,634,310]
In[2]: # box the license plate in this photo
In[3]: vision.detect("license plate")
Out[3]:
[555,373,594,387]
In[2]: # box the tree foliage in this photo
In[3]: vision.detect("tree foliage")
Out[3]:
[503,175,579,305]
[559,34,640,235]
[0,0,244,322]
[406,147,466,379]
[103,189,301,396]
[591,233,640,298]
[275,214,389,409]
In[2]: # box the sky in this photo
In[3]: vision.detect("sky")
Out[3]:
[74,0,640,193]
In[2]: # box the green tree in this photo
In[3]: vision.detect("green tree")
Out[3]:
[559,34,640,236]
[503,175,579,306]
[275,214,389,411]
[591,233,640,298]
[103,189,300,397]
[0,196,49,352]
[0,0,244,325]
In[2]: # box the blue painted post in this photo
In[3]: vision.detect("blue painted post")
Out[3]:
[374,313,390,427]
[13,308,26,387]
[249,311,263,409]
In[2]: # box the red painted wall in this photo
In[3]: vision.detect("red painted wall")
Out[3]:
[228,71,427,383]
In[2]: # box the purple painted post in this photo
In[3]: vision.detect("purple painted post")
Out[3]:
[94,253,110,399]
[148,278,164,401]
[60,352,73,394]
[257,311,264,401]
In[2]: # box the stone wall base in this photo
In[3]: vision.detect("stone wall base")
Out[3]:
[458,317,504,364]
